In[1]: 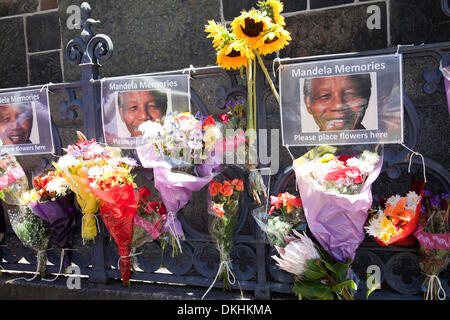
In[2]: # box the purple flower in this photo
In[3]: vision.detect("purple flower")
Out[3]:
[430,195,442,208]
[442,193,450,200]
[421,204,426,214]
[423,190,432,197]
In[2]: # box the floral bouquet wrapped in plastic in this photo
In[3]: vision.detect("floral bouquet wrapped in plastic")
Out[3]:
[413,191,449,300]
[53,131,121,243]
[365,180,424,246]
[87,156,138,286]
[0,153,29,205]
[293,145,382,263]
[272,230,357,300]
[202,177,244,298]
[26,170,75,274]
[252,191,306,248]
[136,112,223,256]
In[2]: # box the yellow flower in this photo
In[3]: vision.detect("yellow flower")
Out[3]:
[22,189,40,203]
[259,0,286,26]
[205,20,227,48]
[216,39,254,70]
[258,24,291,55]
[231,9,271,48]
[379,232,391,244]
[320,153,335,163]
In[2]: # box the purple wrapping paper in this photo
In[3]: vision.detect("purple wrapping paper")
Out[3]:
[29,194,75,270]
[136,144,222,237]
[442,65,450,116]
[294,157,383,263]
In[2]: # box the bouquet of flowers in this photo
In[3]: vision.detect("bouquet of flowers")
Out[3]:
[87,156,138,286]
[9,190,50,279]
[202,177,244,298]
[293,145,382,263]
[0,153,29,205]
[53,131,121,243]
[413,191,449,300]
[272,230,357,300]
[216,99,256,171]
[136,112,223,256]
[365,181,424,246]
[26,170,75,273]
[252,191,306,247]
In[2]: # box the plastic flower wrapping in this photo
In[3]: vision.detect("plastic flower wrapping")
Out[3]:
[26,170,76,273]
[293,145,383,263]
[204,177,244,296]
[0,153,50,278]
[87,156,138,285]
[271,230,357,300]
[136,111,223,256]
[53,131,121,243]
[365,180,424,246]
[252,191,306,247]
[413,191,449,300]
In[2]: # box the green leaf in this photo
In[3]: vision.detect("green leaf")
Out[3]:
[332,280,357,294]
[294,280,334,300]
[333,262,350,282]
[304,268,324,281]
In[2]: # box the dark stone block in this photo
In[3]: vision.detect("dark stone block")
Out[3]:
[59,0,221,82]
[389,0,450,45]
[0,18,28,89]
[29,51,63,85]
[280,1,387,58]
[223,0,307,21]
[40,0,58,11]
[0,0,38,17]
[26,11,61,52]
[310,0,353,9]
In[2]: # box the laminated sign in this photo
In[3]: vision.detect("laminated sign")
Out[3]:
[0,88,54,155]
[279,54,403,146]
[101,74,191,149]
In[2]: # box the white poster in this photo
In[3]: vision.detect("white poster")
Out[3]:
[279,54,403,146]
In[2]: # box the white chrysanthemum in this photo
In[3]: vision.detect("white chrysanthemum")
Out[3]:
[364,210,385,237]
[57,154,80,171]
[361,150,379,167]
[46,177,71,196]
[405,191,420,211]
[107,157,137,168]
[271,230,320,277]
[385,194,402,207]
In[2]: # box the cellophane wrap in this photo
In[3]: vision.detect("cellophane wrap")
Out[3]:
[0,153,29,205]
[8,204,50,275]
[293,145,383,262]
[413,192,449,300]
[206,176,244,292]
[29,193,75,271]
[136,144,221,256]
[91,183,136,285]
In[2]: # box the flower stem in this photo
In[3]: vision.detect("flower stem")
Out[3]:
[255,51,280,106]
[246,63,254,132]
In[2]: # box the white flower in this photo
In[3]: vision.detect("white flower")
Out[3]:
[385,194,402,207]
[57,155,80,171]
[271,230,321,277]
[361,150,380,167]
[364,210,385,237]
[405,191,420,211]
[107,157,137,168]
[46,177,71,196]
[138,120,164,141]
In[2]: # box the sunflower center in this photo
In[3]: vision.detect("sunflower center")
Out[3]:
[264,36,279,44]
[242,18,264,37]
[226,49,242,58]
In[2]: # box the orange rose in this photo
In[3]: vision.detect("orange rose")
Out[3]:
[221,183,234,197]
[213,203,224,218]
[231,178,244,192]
[209,181,222,197]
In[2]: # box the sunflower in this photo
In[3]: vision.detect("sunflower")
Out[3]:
[231,9,271,48]
[257,0,286,26]
[216,39,254,70]
[258,23,291,55]
[205,20,228,48]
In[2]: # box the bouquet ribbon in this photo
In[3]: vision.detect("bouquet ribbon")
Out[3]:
[0,166,26,191]
[133,214,161,240]
[414,225,450,250]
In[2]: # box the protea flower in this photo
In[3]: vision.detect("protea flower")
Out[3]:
[271,230,320,276]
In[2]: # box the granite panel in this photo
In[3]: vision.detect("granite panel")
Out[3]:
[0,0,38,17]
[0,17,28,89]
[26,11,62,52]
[29,51,63,85]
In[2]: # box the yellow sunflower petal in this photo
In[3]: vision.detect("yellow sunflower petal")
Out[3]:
[231,9,271,48]
[258,25,291,55]
[217,41,252,70]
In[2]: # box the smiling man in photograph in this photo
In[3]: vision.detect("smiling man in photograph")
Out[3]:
[303,74,372,131]
[0,103,33,145]
[117,90,167,137]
